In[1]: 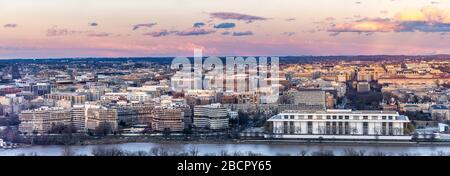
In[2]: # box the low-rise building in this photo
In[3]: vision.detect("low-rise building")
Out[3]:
[45,93,86,105]
[430,104,450,121]
[266,109,411,140]
[357,82,371,93]
[19,107,71,134]
[152,107,184,132]
[86,106,118,131]
[193,103,229,130]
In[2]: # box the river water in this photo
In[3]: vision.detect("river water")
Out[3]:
[1,142,450,156]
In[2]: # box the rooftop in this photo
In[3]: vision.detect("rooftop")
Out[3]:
[431,104,449,110]
[281,109,399,115]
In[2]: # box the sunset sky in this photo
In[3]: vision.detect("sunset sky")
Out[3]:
[1,0,450,59]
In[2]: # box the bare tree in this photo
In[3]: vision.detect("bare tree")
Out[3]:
[91,146,124,156]
[369,151,389,156]
[311,149,334,156]
[343,148,365,156]
[219,150,229,156]
[297,150,309,156]
[188,146,199,156]
[150,147,160,156]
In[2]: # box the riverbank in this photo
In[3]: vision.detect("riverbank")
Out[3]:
[12,133,450,148]
[59,135,450,147]
[2,140,450,156]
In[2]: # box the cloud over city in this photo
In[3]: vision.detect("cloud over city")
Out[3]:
[4,24,18,28]
[327,6,450,35]
[232,31,254,36]
[209,12,267,23]
[132,23,157,30]
[176,27,216,36]
[143,29,178,37]
[213,22,236,29]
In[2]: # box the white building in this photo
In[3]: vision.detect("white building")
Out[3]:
[430,105,450,121]
[228,110,238,119]
[193,103,229,130]
[266,109,411,140]
[71,105,87,132]
[0,138,6,147]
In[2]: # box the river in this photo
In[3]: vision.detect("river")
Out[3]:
[1,142,450,156]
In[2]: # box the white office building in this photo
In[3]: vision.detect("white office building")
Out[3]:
[266,109,411,140]
[193,103,229,130]
[0,138,6,148]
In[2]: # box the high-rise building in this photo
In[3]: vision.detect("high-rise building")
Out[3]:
[71,105,87,132]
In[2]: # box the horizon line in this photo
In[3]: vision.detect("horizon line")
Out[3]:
[2,54,450,61]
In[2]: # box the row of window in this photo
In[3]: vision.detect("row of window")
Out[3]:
[282,114,397,120]
[281,121,396,135]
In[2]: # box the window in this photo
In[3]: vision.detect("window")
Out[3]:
[326,122,331,134]
[316,115,323,120]
[344,122,350,135]
[307,122,313,134]
[326,115,331,120]
[344,116,349,120]
[308,115,313,120]
[371,116,378,120]
[332,122,337,134]
[353,116,359,120]
[389,123,393,135]
[283,122,288,133]
[382,116,387,120]
[290,115,294,119]
[388,116,393,120]
[284,115,288,119]
[363,122,369,135]
[289,122,295,134]
[363,116,368,120]
[338,116,343,120]
[332,116,337,120]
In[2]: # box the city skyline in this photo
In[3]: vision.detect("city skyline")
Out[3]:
[1,0,450,59]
